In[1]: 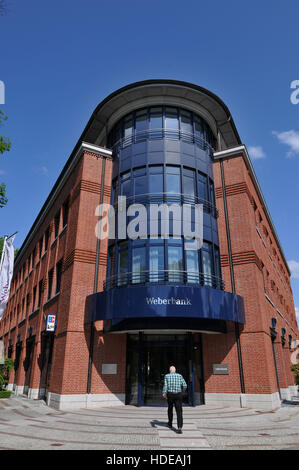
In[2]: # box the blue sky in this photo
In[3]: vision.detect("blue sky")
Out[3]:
[0,0,299,316]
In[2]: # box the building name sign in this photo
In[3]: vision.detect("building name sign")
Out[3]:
[89,284,245,324]
[146,297,191,306]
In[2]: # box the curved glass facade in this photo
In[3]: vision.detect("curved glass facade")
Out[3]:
[106,105,223,291]
[108,106,216,152]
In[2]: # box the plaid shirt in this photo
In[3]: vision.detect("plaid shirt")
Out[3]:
[163,372,187,394]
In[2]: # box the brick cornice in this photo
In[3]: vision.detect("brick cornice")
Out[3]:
[63,249,107,271]
[70,180,111,204]
[221,250,262,270]
[215,181,253,205]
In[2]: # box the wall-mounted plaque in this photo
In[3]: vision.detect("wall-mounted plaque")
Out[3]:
[213,364,229,375]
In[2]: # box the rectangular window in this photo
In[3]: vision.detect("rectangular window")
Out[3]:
[32,286,37,312]
[149,244,164,282]
[39,238,43,259]
[166,166,181,202]
[214,247,222,289]
[134,174,147,198]
[132,246,146,284]
[165,107,178,130]
[149,166,163,201]
[63,199,69,227]
[26,294,30,317]
[44,227,50,251]
[194,116,203,140]
[48,269,54,300]
[54,211,60,239]
[185,248,199,284]
[180,110,193,135]
[183,168,195,202]
[107,247,115,288]
[149,107,163,138]
[38,280,43,308]
[209,180,216,209]
[120,172,131,199]
[198,172,208,202]
[167,242,183,282]
[56,259,63,294]
[32,247,36,267]
[202,242,213,287]
[135,109,148,138]
[123,114,133,146]
[118,242,128,286]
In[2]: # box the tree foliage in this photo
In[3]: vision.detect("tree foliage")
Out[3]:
[0,357,14,390]
[0,110,10,208]
[0,236,18,259]
[291,364,299,385]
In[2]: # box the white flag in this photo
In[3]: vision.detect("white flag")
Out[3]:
[0,234,16,320]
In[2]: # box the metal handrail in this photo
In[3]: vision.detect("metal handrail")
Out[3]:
[111,128,215,156]
[104,269,225,291]
[113,192,218,218]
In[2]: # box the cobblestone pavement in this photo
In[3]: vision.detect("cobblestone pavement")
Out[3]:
[1,395,299,450]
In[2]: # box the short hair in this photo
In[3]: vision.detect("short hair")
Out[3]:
[169,365,176,372]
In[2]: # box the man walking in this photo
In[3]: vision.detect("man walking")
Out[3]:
[162,365,187,434]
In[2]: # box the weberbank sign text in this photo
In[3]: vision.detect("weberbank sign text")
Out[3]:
[146,296,192,306]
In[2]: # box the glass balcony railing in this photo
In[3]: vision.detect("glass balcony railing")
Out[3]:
[104,270,225,291]
[112,128,215,156]
[113,192,218,218]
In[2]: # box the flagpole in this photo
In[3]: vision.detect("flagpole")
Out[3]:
[0,235,8,275]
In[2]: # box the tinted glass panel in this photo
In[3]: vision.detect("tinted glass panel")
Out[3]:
[124,116,133,137]
[168,244,183,282]
[134,176,147,196]
[149,173,163,195]
[181,110,192,134]
[149,245,164,282]
[202,243,213,286]
[165,107,178,130]
[183,170,195,201]
[194,116,203,139]
[118,242,128,286]
[198,173,208,201]
[166,173,181,196]
[121,180,131,198]
[186,249,199,284]
[132,246,146,284]
[150,107,162,129]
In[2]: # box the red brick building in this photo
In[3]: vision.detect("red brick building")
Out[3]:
[0,80,297,410]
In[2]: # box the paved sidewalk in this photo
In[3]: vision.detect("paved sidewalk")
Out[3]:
[1,395,299,450]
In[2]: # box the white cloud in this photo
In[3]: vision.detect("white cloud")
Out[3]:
[295,307,299,327]
[33,166,48,176]
[248,146,266,160]
[288,260,299,279]
[40,166,48,175]
[272,130,299,158]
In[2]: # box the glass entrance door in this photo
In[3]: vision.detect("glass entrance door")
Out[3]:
[126,333,202,406]
[143,335,189,405]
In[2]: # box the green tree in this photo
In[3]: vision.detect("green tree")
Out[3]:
[0,236,19,259]
[0,357,14,390]
[291,364,299,386]
[0,110,11,208]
